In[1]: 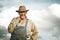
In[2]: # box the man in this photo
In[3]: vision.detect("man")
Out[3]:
[8,6,38,40]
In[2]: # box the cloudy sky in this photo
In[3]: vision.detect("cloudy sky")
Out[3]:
[0,0,60,40]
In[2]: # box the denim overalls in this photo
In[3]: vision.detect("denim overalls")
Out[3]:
[10,19,28,40]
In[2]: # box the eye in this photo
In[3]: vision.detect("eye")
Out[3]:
[20,11,26,13]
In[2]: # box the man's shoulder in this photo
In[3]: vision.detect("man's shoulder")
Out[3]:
[11,17,18,21]
[28,19,34,23]
[28,19,32,22]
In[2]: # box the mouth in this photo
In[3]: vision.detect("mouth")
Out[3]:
[20,14,26,16]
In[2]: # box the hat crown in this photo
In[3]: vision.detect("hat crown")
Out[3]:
[16,6,29,12]
[19,6,26,11]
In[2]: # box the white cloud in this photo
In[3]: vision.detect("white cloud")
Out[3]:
[0,6,19,28]
[48,4,60,18]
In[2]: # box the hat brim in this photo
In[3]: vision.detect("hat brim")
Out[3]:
[16,10,29,12]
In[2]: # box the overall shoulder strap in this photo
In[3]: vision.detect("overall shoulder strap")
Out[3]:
[25,19,29,39]
[25,19,29,27]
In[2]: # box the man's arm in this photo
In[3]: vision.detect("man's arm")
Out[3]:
[8,18,15,33]
[31,22,38,40]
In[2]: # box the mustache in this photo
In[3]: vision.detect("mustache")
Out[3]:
[20,14,26,16]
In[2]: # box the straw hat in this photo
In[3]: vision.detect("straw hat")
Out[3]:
[16,6,29,12]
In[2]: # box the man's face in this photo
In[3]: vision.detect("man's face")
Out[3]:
[18,11,27,18]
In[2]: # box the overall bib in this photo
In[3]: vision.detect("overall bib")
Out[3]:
[10,19,28,40]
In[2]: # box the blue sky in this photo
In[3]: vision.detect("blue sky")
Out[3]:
[0,0,60,12]
[22,0,60,3]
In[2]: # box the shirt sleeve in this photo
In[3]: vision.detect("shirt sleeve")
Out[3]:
[8,18,15,33]
[31,21,38,40]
